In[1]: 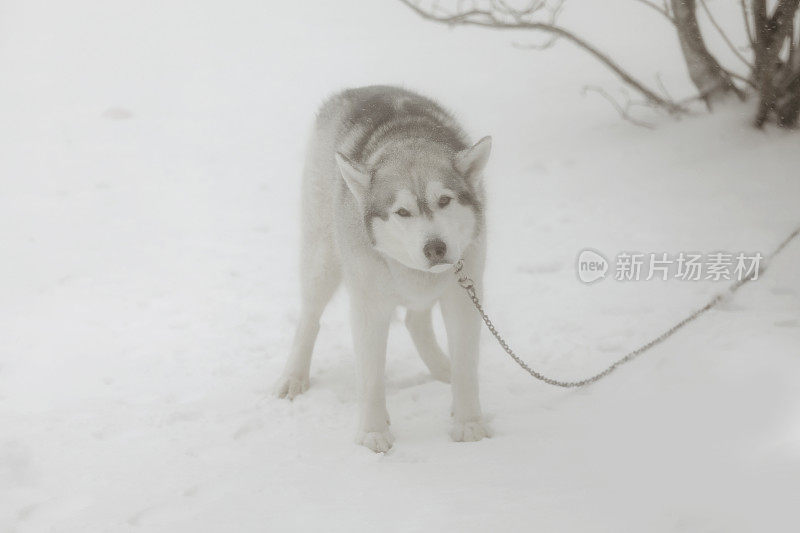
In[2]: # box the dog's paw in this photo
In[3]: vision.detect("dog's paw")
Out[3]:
[273,375,309,400]
[450,419,490,442]
[356,429,395,453]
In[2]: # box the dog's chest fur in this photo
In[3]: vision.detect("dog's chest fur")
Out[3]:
[386,261,453,310]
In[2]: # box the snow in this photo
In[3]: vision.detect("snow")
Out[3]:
[1,0,799,531]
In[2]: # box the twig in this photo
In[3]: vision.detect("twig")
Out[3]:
[724,67,757,89]
[787,10,798,70]
[676,85,727,107]
[632,0,676,24]
[581,86,656,128]
[698,0,754,69]
[398,0,689,114]
[741,0,756,48]
[493,0,546,20]
[655,72,675,101]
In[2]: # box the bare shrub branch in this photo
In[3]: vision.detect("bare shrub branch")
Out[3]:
[670,0,746,108]
[632,0,676,24]
[402,0,800,127]
[741,0,756,48]
[398,0,688,114]
[752,0,800,127]
[725,68,758,88]
[581,86,656,128]
[698,0,753,68]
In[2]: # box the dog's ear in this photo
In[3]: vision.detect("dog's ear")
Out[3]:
[455,136,492,183]
[335,152,370,203]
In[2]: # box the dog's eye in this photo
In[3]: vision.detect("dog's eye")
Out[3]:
[438,196,451,208]
[395,208,412,217]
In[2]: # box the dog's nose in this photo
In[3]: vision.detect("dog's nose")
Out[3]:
[423,239,447,262]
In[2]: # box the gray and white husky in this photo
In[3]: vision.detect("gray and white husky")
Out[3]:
[274,86,491,452]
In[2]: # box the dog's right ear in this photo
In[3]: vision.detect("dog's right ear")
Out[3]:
[335,152,370,204]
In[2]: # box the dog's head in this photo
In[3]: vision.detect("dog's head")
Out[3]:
[336,136,490,273]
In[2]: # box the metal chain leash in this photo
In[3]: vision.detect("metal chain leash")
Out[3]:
[453,226,800,388]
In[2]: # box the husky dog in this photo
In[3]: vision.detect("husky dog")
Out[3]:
[274,86,491,452]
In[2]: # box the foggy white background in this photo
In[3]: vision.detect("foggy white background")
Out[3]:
[1,0,799,531]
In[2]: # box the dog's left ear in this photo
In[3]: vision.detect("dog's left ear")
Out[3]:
[455,136,492,183]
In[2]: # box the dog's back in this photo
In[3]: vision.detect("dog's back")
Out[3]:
[326,86,468,163]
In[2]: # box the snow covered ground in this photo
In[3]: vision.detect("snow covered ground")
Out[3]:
[1,0,799,531]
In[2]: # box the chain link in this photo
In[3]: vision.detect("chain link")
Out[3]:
[452,226,800,388]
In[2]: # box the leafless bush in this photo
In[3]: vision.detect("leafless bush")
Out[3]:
[399,0,800,128]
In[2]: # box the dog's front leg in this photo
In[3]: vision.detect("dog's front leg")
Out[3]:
[440,274,489,442]
[349,293,394,452]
